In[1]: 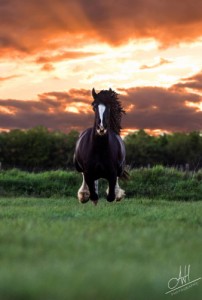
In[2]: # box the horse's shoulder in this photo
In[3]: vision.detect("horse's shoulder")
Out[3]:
[79,127,92,138]
[109,130,124,143]
[108,130,125,158]
[76,128,93,150]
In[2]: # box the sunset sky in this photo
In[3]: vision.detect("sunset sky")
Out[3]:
[0,0,202,135]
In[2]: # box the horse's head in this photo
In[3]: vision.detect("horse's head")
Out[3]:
[92,88,110,136]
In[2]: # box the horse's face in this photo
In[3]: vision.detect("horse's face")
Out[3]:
[93,102,110,136]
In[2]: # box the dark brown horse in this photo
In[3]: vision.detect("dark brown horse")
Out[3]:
[74,88,126,205]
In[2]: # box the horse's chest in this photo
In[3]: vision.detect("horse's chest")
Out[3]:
[94,161,105,170]
[91,153,109,174]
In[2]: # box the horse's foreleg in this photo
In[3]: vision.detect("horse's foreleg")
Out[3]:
[106,176,116,202]
[77,173,90,203]
[85,175,99,205]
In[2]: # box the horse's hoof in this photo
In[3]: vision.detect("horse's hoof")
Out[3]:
[79,198,89,204]
[78,191,90,203]
[106,195,115,202]
[90,193,98,201]
[92,200,98,206]
[115,188,125,201]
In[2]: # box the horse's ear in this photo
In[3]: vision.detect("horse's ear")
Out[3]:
[109,88,113,95]
[92,88,97,99]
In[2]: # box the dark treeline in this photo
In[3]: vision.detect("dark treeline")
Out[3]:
[0,126,79,171]
[0,126,202,171]
[125,129,202,170]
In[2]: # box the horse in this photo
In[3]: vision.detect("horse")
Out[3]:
[74,88,127,205]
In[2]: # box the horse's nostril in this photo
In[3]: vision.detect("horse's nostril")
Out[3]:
[96,125,106,135]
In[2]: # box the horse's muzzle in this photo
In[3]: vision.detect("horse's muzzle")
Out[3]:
[96,125,107,136]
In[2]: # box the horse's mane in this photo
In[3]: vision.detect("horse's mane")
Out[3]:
[92,89,125,135]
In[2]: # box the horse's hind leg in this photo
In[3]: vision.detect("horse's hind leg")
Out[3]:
[106,177,125,202]
[94,180,99,195]
[77,173,90,203]
[114,178,125,201]
[84,175,99,205]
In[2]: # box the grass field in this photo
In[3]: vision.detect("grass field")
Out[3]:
[0,197,201,300]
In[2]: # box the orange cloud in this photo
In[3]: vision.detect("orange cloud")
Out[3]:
[41,63,55,72]
[35,51,100,64]
[0,75,19,82]
[140,58,172,70]
[1,0,202,58]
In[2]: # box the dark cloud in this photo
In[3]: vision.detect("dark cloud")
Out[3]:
[0,89,94,132]
[1,0,202,57]
[0,80,202,133]
[173,71,202,92]
[120,86,202,132]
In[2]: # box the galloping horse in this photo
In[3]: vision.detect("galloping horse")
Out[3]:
[74,88,127,205]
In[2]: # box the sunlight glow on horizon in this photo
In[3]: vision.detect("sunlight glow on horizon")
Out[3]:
[186,101,202,112]
[1,32,202,135]
[65,102,91,114]
[121,128,172,138]
[0,106,16,115]
[1,38,202,101]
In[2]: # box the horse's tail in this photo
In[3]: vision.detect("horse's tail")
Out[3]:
[120,167,130,180]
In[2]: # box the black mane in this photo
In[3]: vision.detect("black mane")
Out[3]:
[92,89,125,135]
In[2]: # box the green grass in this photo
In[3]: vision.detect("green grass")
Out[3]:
[1,166,202,200]
[0,197,201,300]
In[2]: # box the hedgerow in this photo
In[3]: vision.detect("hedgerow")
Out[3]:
[0,166,201,200]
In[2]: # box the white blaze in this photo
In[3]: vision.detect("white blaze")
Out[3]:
[98,104,106,127]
